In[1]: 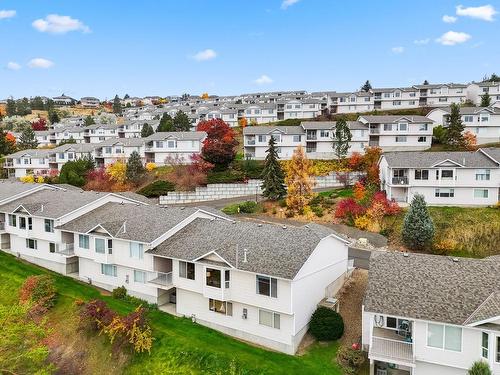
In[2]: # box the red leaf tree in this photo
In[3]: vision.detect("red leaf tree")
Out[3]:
[197,119,238,167]
[31,118,48,131]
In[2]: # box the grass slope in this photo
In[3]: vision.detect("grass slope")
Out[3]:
[0,251,343,374]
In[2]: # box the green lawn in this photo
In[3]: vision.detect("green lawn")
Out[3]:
[0,251,344,374]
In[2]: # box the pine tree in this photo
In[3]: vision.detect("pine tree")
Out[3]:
[402,194,434,250]
[285,145,313,214]
[445,103,465,148]
[157,113,174,132]
[480,92,491,107]
[261,137,286,200]
[48,110,60,124]
[173,110,191,131]
[141,123,154,137]
[361,80,372,92]
[333,118,352,159]
[6,99,16,117]
[18,127,38,150]
[113,95,122,114]
[126,151,145,184]
[423,80,429,85]
[84,115,95,126]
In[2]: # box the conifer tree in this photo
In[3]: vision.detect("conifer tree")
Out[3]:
[126,151,145,184]
[333,117,352,159]
[261,137,286,200]
[480,92,491,107]
[18,127,38,150]
[285,145,313,214]
[173,110,191,131]
[361,80,372,92]
[402,194,434,250]
[113,95,122,114]
[157,113,174,132]
[141,123,154,137]
[445,103,465,148]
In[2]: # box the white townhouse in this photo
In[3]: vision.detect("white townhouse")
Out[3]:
[83,124,120,143]
[243,104,279,124]
[52,126,86,144]
[427,106,500,145]
[378,149,500,206]
[50,143,97,170]
[329,92,374,114]
[80,97,100,108]
[363,251,500,375]
[117,120,160,138]
[93,138,145,167]
[413,83,467,107]
[0,184,351,354]
[467,81,500,106]
[221,109,238,127]
[372,88,420,111]
[243,126,305,160]
[34,130,54,148]
[143,131,207,165]
[358,115,434,151]
[3,149,55,178]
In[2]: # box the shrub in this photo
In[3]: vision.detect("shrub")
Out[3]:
[112,286,128,300]
[137,180,176,197]
[19,275,57,313]
[19,175,35,183]
[311,205,324,217]
[206,170,245,184]
[79,299,117,332]
[354,215,370,230]
[336,346,366,375]
[335,198,365,224]
[222,201,259,215]
[309,306,344,341]
[145,162,157,171]
[468,360,492,375]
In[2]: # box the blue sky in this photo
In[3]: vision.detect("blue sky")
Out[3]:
[0,0,499,99]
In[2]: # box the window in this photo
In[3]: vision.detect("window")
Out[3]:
[8,214,16,227]
[258,135,266,143]
[44,219,54,233]
[435,188,455,198]
[292,135,301,142]
[482,332,489,359]
[256,275,277,298]
[259,310,280,329]
[474,189,489,198]
[480,115,489,123]
[19,217,26,229]
[419,124,428,131]
[155,141,163,148]
[496,337,500,362]
[59,153,65,159]
[28,217,32,230]
[95,238,105,254]
[409,100,416,105]
[441,170,454,179]
[320,130,329,138]
[79,234,89,249]
[463,115,474,123]
[395,136,407,143]
[167,140,176,148]
[427,323,462,351]
[26,238,37,249]
[271,134,281,143]
[129,242,144,259]
[415,169,429,180]
[101,264,117,277]
[418,136,427,143]
[383,124,393,131]
[107,239,113,254]
[179,261,195,280]
[409,92,416,97]
[386,317,397,329]
[398,123,408,131]
[206,268,221,288]
[476,169,490,180]
[134,270,146,283]
[225,270,230,288]
[209,299,232,316]
[393,101,401,106]
[49,242,56,253]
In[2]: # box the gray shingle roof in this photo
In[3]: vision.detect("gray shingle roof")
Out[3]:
[149,218,346,279]
[243,126,305,135]
[144,131,207,141]
[5,149,53,159]
[431,106,500,115]
[364,252,500,325]
[57,202,199,243]
[359,115,433,123]
[0,181,55,204]
[300,121,367,130]
[381,150,498,168]
[480,148,500,164]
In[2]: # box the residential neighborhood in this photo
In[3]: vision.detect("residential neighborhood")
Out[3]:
[1,1,500,375]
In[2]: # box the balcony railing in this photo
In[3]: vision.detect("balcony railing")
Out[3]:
[3,161,13,167]
[246,139,256,145]
[148,272,173,287]
[392,177,409,185]
[57,243,75,256]
[306,135,317,141]
[370,336,414,364]
[0,222,5,231]
[369,128,380,134]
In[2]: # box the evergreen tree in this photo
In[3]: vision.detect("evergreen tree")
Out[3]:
[45,99,55,112]
[261,137,286,200]
[361,80,372,92]
[445,103,465,148]
[126,151,145,184]
[59,157,95,187]
[402,194,434,250]
[333,117,352,159]
[423,80,429,85]
[48,110,60,124]
[113,95,122,114]
[173,110,191,131]
[124,93,130,99]
[480,92,491,107]
[18,127,38,150]
[84,115,96,126]
[285,145,313,215]
[6,99,16,117]
[157,113,174,132]
[141,123,154,137]
[16,98,32,115]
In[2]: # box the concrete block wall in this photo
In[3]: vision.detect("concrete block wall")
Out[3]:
[159,172,363,205]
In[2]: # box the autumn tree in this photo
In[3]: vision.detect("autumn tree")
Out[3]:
[261,137,286,200]
[201,92,209,100]
[18,127,38,150]
[333,118,352,159]
[157,113,174,132]
[107,160,127,185]
[141,123,154,137]
[480,92,491,107]
[112,95,122,114]
[445,103,465,148]
[126,151,145,184]
[173,110,191,131]
[285,145,314,214]
[31,118,47,131]
[0,130,16,156]
[238,117,248,127]
[463,131,477,151]
[197,118,238,167]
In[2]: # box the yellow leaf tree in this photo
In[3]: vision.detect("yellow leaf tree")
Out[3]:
[285,145,314,215]
[106,159,127,184]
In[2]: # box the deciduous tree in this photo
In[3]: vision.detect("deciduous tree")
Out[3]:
[197,118,238,167]
[402,194,434,250]
[285,145,314,214]
[31,118,47,131]
[261,137,286,200]
[0,130,16,156]
[48,109,60,124]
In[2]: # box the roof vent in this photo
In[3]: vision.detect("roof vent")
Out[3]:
[452,257,459,263]
[403,252,409,257]
[257,223,262,227]
[282,225,287,230]
[120,201,124,205]
[243,249,248,263]
[180,206,185,210]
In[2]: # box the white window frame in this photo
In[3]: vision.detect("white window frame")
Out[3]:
[79,234,89,249]
[95,238,106,254]
[426,323,462,352]
[129,242,144,259]
[482,332,489,359]
[26,238,37,249]
[258,309,280,329]
[101,264,117,277]
[256,275,278,298]
[474,189,489,199]
[134,270,146,283]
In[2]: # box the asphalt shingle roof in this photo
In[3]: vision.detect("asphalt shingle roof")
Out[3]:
[243,126,305,135]
[144,131,207,141]
[300,121,367,130]
[360,115,433,123]
[382,150,498,168]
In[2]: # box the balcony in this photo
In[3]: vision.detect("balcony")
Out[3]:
[370,328,414,365]
[392,177,409,185]
[48,156,56,163]
[246,139,256,145]
[369,128,380,134]
[0,222,5,232]
[3,161,13,167]
[57,243,75,256]
[306,134,317,141]
[148,272,173,288]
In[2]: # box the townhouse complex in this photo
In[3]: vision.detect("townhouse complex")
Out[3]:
[378,148,500,206]
[363,251,500,375]
[0,181,350,354]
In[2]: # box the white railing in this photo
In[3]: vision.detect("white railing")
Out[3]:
[370,336,414,363]
[148,271,173,287]
[57,243,75,256]
[0,222,5,231]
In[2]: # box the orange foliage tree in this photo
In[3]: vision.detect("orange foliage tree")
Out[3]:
[285,145,314,215]
[463,130,477,151]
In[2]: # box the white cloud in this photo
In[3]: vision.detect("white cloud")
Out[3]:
[456,4,497,21]
[32,14,90,34]
[6,62,21,70]
[192,49,217,61]
[436,31,471,45]
[0,10,16,19]
[254,75,273,85]
[442,15,457,23]
[414,38,430,45]
[281,0,300,9]
[28,58,54,69]
[391,46,404,54]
